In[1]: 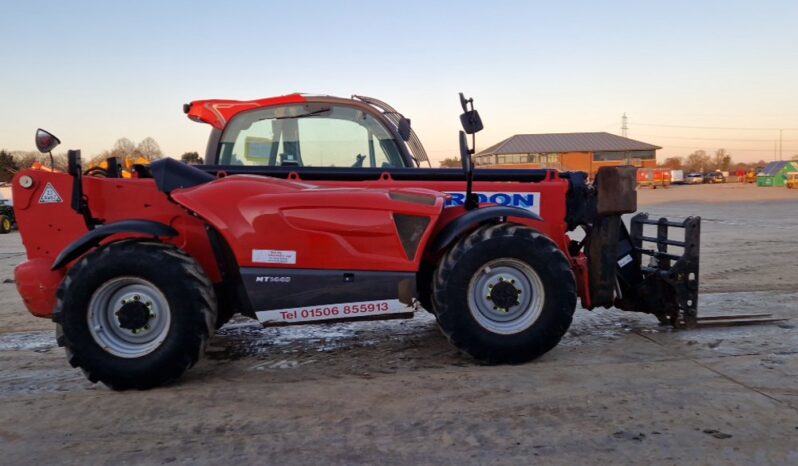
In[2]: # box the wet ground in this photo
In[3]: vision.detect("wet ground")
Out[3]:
[0,184,796,465]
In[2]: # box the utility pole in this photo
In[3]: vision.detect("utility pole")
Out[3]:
[779,129,783,161]
[621,113,628,137]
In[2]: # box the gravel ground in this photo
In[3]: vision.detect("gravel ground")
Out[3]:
[0,183,796,465]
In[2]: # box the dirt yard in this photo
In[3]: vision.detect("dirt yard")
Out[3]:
[1,183,796,465]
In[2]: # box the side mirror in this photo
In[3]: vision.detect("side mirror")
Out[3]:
[459,131,471,172]
[458,92,483,134]
[397,117,412,141]
[35,129,61,153]
[459,110,484,135]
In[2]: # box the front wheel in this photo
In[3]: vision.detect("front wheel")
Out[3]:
[53,241,217,389]
[433,224,576,364]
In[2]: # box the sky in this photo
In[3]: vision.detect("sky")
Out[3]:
[2,0,797,164]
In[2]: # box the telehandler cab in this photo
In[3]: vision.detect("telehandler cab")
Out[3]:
[15,93,722,389]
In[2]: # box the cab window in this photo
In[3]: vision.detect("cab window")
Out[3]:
[218,104,406,167]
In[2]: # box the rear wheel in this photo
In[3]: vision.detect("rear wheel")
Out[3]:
[433,224,576,364]
[53,241,216,389]
[0,215,11,234]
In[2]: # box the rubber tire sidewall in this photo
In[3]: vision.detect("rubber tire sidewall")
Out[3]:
[434,226,576,364]
[57,242,212,389]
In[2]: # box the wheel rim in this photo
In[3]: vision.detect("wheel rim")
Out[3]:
[2,219,9,230]
[467,258,545,335]
[87,277,171,358]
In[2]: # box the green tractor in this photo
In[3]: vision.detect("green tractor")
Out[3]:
[0,198,16,234]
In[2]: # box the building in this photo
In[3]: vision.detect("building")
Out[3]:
[756,161,798,187]
[474,132,660,176]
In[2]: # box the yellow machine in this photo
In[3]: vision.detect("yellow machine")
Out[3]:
[85,157,151,178]
[786,172,798,189]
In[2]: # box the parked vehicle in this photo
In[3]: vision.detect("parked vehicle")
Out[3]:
[0,198,16,234]
[637,168,671,189]
[670,169,684,184]
[786,172,798,189]
[15,93,710,389]
[703,172,725,184]
[686,173,704,184]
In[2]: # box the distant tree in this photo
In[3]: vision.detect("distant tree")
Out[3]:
[0,150,18,182]
[181,152,203,165]
[792,154,798,161]
[438,157,461,168]
[660,156,683,169]
[683,150,711,173]
[136,137,163,161]
[13,151,67,172]
[712,149,732,172]
[111,138,137,159]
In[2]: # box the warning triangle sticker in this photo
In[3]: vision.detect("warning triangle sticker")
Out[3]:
[39,182,63,204]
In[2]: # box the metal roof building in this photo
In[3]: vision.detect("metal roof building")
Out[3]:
[474,132,661,176]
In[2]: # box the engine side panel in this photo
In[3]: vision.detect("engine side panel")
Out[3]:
[170,176,444,272]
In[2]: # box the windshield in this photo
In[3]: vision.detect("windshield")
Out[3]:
[218,104,407,168]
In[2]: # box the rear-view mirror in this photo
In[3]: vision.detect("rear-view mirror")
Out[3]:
[459,110,484,135]
[35,128,60,153]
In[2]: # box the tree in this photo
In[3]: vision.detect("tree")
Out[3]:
[660,156,683,169]
[792,154,798,161]
[181,152,203,165]
[713,148,732,172]
[438,157,461,168]
[683,150,710,173]
[0,150,18,182]
[110,138,137,160]
[136,137,163,161]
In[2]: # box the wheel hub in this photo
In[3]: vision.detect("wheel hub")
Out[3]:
[488,279,522,311]
[115,300,152,331]
[467,259,546,335]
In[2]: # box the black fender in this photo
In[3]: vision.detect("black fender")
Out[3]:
[51,220,178,270]
[429,206,543,254]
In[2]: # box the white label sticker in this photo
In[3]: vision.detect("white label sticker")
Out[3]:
[38,182,63,204]
[617,254,633,267]
[256,299,410,325]
[252,249,297,264]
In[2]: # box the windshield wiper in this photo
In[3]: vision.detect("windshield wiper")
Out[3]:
[275,107,331,120]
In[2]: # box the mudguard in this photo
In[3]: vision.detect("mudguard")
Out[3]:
[429,205,543,253]
[51,220,178,270]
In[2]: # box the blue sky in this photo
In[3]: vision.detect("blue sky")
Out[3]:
[2,0,797,163]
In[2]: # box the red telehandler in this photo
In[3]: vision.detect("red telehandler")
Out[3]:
[15,93,728,389]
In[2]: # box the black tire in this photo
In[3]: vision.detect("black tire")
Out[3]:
[85,168,108,178]
[53,241,216,390]
[416,263,437,315]
[0,215,11,234]
[432,224,576,364]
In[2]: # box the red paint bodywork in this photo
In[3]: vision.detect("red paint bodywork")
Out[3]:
[186,94,307,129]
[14,94,592,319]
